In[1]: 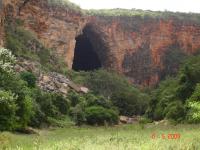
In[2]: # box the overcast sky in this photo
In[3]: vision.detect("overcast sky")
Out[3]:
[69,0,200,13]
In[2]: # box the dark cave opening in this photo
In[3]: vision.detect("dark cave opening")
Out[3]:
[72,33,102,71]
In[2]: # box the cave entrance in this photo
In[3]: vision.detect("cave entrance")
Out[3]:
[72,32,102,71]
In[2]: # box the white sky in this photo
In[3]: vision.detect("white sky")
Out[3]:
[69,0,200,13]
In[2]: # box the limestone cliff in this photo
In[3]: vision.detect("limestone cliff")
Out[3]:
[1,0,200,86]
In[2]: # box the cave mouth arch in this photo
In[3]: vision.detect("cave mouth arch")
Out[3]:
[72,30,102,71]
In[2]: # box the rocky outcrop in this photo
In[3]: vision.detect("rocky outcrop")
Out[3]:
[2,0,200,86]
[119,115,140,124]
[15,58,89,96]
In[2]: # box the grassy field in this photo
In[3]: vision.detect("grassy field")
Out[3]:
[0,123,200,150]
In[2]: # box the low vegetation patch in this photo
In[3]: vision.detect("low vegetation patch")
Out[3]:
[1,124,200,149]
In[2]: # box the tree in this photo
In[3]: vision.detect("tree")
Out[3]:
[0,90,17,131]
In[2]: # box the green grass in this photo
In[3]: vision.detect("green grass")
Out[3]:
[1,124,200,150]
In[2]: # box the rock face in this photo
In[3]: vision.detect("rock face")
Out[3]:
[15,58,89,96]
[2,0,200,86]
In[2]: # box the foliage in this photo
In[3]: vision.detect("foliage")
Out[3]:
[187,101,200,123]
[52,94,70,115]
[147,53,200,123]
[187,84,200,102]
[68,69,149,117]
[177,55,200,100]
[146,78,179,120]
[111,90,148,116]
[47,0,83,14]
[86,8,200,24]
[84,93,113,109]
[67,91,117,126]
[186,84,200,123]
[164,101,185,122]
[0,48,34,129]
[20,71,37,88]
[73,70,133,97]
[85,106,118,125]
[67,91,85,107]
[0,47,16,73]
[69,104,86,126]
[0,90,17,131]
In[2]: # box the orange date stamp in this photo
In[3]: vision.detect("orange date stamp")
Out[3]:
[151,133,180,140]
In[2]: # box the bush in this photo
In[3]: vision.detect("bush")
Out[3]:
[20,71,37,88]
[85,106,119,125]
[84,70,132,97]
[147,78,179,120]
[0,48,35,130]
[187,101,200,123]
[67,91,84,107]
[69,104,86,126]
[52,94,70,115]
[29,101,46,128]
[186,84,200,123]
[0,47,16,73]
[177,55,200,100]
[187,84,200,102]
[34,91,60,118]
[29,90,71,127]
[85,93,113,109]
[111,90,149,116]
[0,91,17,131]
[165,101,185,122]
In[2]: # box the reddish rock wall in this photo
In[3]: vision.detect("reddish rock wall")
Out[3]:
[90,16,200,85]
[2,0,200,86]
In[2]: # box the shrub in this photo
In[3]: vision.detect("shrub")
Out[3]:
[0,90,17,131]
[17,95,34,128]
[187,101,200,123]
[67,91,84,107]
[69,104,86,126]
[29,101,46,128]
[34,91,60,118]
[186,84,200,123]
[85,93,113,109]
[177,55,200,100]
[83,70,132,97]
[165,101,185,122]
[111,90,148,116]
[30,90,70,128]
[187,84,200,102]
[20,71,37,88]
[0,47,16,73]
[85,106,119,125]
[52,94,70,115]
[147,78,179,120]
